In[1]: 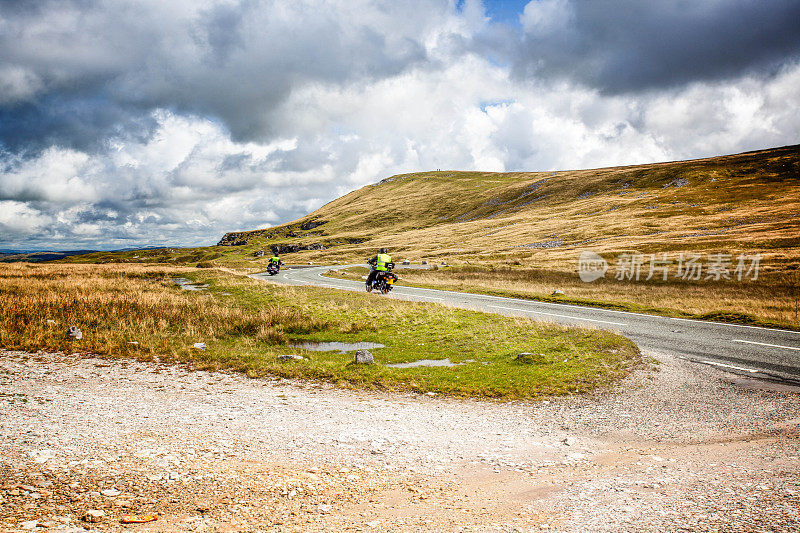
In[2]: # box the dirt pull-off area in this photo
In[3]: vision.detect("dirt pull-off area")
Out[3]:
[1,349,798,532]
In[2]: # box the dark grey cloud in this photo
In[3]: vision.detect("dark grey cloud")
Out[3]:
[514,0,800,93]
[0,95,158,154]
[0,0,433,153]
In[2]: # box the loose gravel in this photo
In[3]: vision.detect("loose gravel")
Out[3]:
[1,349,798,532]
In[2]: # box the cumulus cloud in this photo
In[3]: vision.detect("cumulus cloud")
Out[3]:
[0,110,338,249]
[1,0,799,250]
[0,0,451,151]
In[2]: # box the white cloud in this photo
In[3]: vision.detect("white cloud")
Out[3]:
[520,0,573,37]
[0,201,52,236]
[0,148,98,203]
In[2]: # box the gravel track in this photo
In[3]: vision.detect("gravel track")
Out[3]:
[1,349,798,532]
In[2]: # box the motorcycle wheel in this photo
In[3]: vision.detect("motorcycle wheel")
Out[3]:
[365,283,372,293]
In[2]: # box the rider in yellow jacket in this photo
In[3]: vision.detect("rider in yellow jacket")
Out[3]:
[366,248,391,288]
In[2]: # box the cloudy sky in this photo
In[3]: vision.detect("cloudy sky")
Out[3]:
[1,0,799,251]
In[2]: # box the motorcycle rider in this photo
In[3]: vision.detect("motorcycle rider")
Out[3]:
[268,253,281,269]
[366,247,391,289]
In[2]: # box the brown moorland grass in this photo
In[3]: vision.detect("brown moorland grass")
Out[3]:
[0,263,641,399]
[0,263,325,360]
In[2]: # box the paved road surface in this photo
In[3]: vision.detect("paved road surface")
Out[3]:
[252,265,800,384]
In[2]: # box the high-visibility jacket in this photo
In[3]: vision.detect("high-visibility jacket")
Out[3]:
[375,253,391,271]
[270,256,280,264]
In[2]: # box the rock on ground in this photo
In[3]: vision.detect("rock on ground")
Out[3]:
[354,349,374,364]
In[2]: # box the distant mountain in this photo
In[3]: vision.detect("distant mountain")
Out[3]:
[0,250,100,262]
[0,245,169,263]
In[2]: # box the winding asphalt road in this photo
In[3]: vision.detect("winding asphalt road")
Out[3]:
[252,265,800,385]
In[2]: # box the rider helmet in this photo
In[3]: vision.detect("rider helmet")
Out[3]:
[379,247,387,254]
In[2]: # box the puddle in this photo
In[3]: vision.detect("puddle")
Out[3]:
[172,278,209,291]
[291,341,385,353]
[387,358,465,368]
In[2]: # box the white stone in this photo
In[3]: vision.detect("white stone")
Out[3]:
[82,510,105,523]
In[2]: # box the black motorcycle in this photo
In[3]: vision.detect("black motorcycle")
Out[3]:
[266,262,280,276]
[366,262,398,294]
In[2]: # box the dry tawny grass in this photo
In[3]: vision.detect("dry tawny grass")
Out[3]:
[0,263,323,360]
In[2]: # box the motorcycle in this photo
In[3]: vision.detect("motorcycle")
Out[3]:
[366,262,397,294]
[266,262,280,276]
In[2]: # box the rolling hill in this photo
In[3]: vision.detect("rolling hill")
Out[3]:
[67,144,800,275]
[220,144,800,272]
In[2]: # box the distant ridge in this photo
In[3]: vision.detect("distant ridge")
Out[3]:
[0,250,99,262]
[1,246,164,263]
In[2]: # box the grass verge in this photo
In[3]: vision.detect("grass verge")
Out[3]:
[0,263,640,400]
[324,265,800,331]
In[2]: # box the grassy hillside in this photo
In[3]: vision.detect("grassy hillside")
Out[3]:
[61,145,800,328]
[287,144,800,268]
[66,144,800,272]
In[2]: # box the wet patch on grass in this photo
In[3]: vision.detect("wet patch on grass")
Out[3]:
[290,341,385,353]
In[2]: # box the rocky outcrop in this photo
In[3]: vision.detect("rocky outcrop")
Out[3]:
[217,229,276,246]
[218,219,332,247]
[300,219,327,231]
[217,232,251,246]
[269,243,326,254]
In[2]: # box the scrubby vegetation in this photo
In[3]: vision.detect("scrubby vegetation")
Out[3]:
[0,263,640,399]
